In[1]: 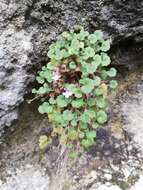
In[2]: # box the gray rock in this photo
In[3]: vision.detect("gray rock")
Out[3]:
[0,0,143,131]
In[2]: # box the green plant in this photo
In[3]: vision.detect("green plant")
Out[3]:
[32,28,118,157]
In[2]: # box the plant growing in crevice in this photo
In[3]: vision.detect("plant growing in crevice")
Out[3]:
[32,27,118,158]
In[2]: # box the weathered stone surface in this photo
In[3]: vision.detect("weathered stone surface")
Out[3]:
[0,0,143,131]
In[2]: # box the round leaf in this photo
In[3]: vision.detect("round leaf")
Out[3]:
[97,110,108,124]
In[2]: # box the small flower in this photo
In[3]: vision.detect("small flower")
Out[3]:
[52,70,61,81]
[63,89,73,98]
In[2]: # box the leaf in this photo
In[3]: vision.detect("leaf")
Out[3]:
[86,131,96,139]
[79,131,85,139]
[68,129,78,140]
[93,54,102,66]
[42,70,53,83]
[101,53,111,66]
[53,126,64,135]
[100,83,108,95]
[70,38,80,54]
[109,80,118,89]
[66,84,82,98]
[56,95,68,108]
[83,47,95,59]
[81,138,94,148]
[38,102,53,114]
[32,88,37,94]
[62,110,74,121]
[72,99,84,108]
[106,68,117,77]
[36,76,45,84]
[53,112,63,124]
[84,110,96,119]
[37,86,50,94]
[46,62,56,70]
[71,120,77,127]
[49,97,56,104]
[96,97,108,108]
[97,110,108,124]
[79,122,88,129]
[80,112,91,124]
[100,40,111,52]
[39,135,51,150]
[94,76,101,86]
[78,30,89,41]
[74,88,82,98]
[80,78,95,94]
[69,151,79,159]
[92,123,99,129]
[69,61,77,69]
[88,34,98,44]
[83,63,98,74]
[87,98,96,106]
[94,30,103,41]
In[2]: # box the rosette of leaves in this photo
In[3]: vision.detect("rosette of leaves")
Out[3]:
[32,27,118,158]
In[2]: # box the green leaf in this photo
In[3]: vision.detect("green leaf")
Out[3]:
[93,54,102,66]
[81,138,94,148]
[78,30,89,41]
[41,70,53,83]
[79,122,88,129]
[37,86,50,94]
[94,76,101,86]
[79,131,85,139]
[63,110,74,121]
[86,131,96,139]
[94,30,103,41]
[70,38,80,54]
[80,78,95,94]
[46,62,56,70]
[100,40,111,52]
[74,88,82,98]
[69,151,79,159]
[36,76,45,84]
[56,95,68,108]
[32,88,37,94]
[39,135,51,150]
[87,98,96,106]
[53,112,63,124]
[96,97,108,108]
[97,110,108,124]
[83,47,95,59]
[72,99,84,108]
[94,88,104,96]
[68,129,78,140]
[66,84,82,98]
[83,63,98,74]
[85,110,96,119]
[80,112,91,124]
[38,102,53,114]
[109,80,118,89]
[49,97,56,104]
[88,34,98,44]
[101,53,111,66]
[106,68,117,77]
[71,120,77,127]
[69,61,77,69]
[92,123,99,129]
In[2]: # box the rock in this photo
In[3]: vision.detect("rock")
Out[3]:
[91,184,122,190]
[0,0,143,131]
[130,175,143,190]
[104,173,112,181]
[0,165,50,190]
[121,83,143,153]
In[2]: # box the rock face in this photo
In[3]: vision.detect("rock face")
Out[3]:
[0,0,143,131]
